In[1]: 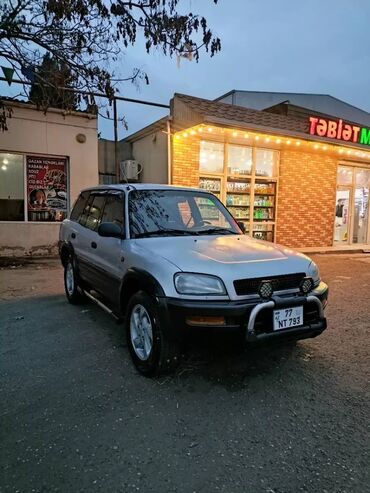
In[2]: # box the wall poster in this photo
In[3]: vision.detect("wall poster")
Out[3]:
[26,156,68,222]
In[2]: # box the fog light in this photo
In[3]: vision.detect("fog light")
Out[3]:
[186,316,226,327]
[259,280,273,299]
[300,277,314,294]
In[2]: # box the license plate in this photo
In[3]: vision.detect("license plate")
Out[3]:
[273,306,303,331]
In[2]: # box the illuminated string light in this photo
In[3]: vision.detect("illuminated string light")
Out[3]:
[323,146,328,151]
[276,139,281,144]
[255,136,260,141]
[314,144,319,149]
[183,132,188,138]
[232,131,238,137]
[244,133,249,139]
[265,137,270,143]
[3,159,8,165]
[198,127,203,133]
[190,130,196,135]
[207,127,213,133]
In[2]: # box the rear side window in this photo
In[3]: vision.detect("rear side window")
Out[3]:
[101,194,124,232]
[84,195,106,231]
[70,191,89,222]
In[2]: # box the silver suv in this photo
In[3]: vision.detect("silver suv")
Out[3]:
[59,184,328,375]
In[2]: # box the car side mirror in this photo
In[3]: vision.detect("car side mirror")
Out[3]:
[98,222,124,239]
[237,221,246,234]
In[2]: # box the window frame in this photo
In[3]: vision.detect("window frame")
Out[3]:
[99,191,125,235]
[198,140,280,242]
[80,191,106,232]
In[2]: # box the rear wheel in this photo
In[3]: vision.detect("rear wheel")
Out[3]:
[64,256,85,304]
[126,291,180,376]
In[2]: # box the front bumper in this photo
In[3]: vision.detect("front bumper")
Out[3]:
[159,281,328,343]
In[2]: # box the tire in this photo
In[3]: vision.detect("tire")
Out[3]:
[126,291,180,376]
[64,256,85,305]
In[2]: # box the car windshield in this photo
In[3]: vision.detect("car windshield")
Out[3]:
[129,189,241,239]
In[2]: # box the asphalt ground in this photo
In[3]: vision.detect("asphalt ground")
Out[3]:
[0,254,369,493]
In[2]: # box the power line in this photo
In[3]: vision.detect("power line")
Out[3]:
[0,76,170,180]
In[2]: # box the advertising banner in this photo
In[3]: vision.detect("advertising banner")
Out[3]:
[26,156,68,222]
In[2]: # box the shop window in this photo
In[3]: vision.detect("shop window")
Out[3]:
[355,169,370,187]
[0,153,25,221]
[194,196,232,228]
[255,149,278,177]
[199,141,224,174]
[227,145,252,175]
[337,166,353,186]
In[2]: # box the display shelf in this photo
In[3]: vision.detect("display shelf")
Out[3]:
[199,177,221,193]
[227,196,250,206]
[226,178,251,194]
[253,180,276,223]
[253,223,275,242]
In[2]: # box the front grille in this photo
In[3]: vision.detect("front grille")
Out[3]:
[234,273,306,296]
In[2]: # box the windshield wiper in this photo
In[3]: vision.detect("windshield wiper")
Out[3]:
[197,227,239,236]
[134,228,198,239]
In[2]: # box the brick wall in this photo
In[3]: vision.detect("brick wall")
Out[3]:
[276,149,337,248]
[172,136,200,188]
[171,135,339,248]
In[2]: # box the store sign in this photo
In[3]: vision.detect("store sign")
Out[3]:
[309,116,370,146]
[26,156,68,222]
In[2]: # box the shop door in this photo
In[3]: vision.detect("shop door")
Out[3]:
[352,169,370,244]
[334,187,351,245]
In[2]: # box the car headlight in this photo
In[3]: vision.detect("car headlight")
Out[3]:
[174,273,227,296]
[307,261,320,286]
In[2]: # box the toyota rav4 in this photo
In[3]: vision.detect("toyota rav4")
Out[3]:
[59,184,328,376]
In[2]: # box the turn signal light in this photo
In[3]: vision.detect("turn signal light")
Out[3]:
[186,316,226,327]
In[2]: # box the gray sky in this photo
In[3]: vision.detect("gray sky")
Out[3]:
[3,0,370,139]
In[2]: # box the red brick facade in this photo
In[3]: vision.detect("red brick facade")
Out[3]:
[276,149,337,248]
[172,137,200,188]
[171,133,339,248]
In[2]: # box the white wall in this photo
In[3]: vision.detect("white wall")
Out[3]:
[131,131,168,183]
[0,102,98,256]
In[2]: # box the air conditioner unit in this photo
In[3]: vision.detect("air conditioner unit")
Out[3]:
[120,160,142,181]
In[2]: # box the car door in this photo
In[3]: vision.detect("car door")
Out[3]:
[93,191,126,309]
[76,191,107,288]
[66,190,90,263]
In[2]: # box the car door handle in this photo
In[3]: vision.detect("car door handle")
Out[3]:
[71,232,76,239]
[91,241,97,249]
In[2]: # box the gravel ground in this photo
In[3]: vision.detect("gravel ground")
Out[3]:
[0,254,369,493]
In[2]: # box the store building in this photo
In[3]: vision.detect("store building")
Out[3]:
[0,99,98,256]
[120,92,370,250]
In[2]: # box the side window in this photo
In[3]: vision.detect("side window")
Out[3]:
[70,191,89,222]
[82,194,105,231]
[101,194,124,232]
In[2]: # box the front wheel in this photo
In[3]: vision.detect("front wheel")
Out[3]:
[126,291,180,376]
[64,257,85,304]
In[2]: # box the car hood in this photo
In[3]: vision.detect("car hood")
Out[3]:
[134,235,311,279]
